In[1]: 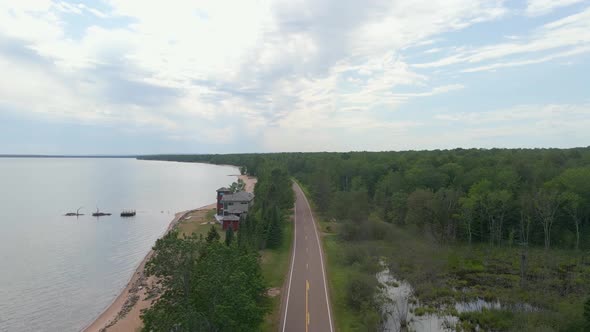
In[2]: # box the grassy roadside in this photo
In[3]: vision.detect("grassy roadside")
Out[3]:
[321,229,372,332]
[260,209,295,331]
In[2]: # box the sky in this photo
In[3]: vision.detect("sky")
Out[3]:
[0,0,589,154]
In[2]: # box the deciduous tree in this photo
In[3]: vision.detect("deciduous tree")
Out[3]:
[534,189,561,250]
[561,192,583,250]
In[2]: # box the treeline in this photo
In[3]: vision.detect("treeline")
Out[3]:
[239,163,294,250]
[143,147,590,249]
[139,159,293,331]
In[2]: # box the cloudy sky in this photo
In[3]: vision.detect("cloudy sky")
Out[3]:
[0,0,588,154]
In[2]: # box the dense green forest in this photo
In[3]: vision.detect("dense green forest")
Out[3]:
[140,160,293,331]
[141,148,590,331]
[143,148,590,249]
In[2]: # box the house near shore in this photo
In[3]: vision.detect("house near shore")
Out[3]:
[216,187,231,215]
[215,187,254,231]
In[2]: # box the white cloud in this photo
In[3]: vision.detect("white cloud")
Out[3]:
[462,45,590,72]
[352,0,506,56]
[434,103,590,125]
[262,103,590,151]
[428,103,590,149]
[414,7,590,70]
[424,48,443,54]
[0,1,63,44]
[0,0,588,152]
[525,0,585,16]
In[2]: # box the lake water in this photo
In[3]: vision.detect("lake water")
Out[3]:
[0,158,238,332]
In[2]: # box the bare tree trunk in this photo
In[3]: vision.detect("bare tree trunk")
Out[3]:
[488,216,496,247]
[519,195,532,289]
[467,219,472,245]
[567,209,581,251]
[542,220,551,250]
[575,218,580,250]
[534,189,561,251]
[498,209,505,246]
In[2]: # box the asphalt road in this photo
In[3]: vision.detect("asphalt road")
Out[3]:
[280,182,334,332]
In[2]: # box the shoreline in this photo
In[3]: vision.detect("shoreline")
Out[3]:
[82,203,215,332]
[83,175,256,332]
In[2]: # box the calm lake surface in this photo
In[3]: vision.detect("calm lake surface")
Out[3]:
[0,158,238,332]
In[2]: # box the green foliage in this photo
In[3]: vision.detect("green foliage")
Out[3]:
[229,179,246,193]
[459,309,515,331]
[254,165,294,210]
[141,232,268,332]
[585,298,590,331]
[142,231,203,331]
[374,171,404,220]
[554,167,590,198]
[387,191,408,225]
[190,243,268,331]
[140,148,590,330]
[243,163,293,250]
[346,272,379,311]
[310,169,332,213]
[405,164,449,190]
[405,188,434,230]
[206,225,220,243]
[321,232,383,332]
[225,227,234,246]
[413,306,437,316]
[329,190,369,222]
[266,206,283,249]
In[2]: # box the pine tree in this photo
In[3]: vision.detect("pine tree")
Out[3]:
[206,225,220,243]
[584,297,590,331]
[225,227,234,246]
[142,231,268,331]
[236,220,243,247]
[239,215,253,249]
[267,206,283,249]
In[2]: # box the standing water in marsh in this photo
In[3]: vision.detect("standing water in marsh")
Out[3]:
[378,265,539,331]
[0,158,237,331]
[378,267,457,332]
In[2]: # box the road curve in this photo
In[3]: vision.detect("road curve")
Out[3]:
[280,182,334,332]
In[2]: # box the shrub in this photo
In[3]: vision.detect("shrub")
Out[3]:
[459,309,515,331]
[346,272,378,311]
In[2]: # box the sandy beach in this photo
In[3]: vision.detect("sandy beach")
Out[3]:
[238,174,257,193]
[84,174,256,332]
[82,205,214,332]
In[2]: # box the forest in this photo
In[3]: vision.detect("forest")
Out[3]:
[141,147,590,331]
